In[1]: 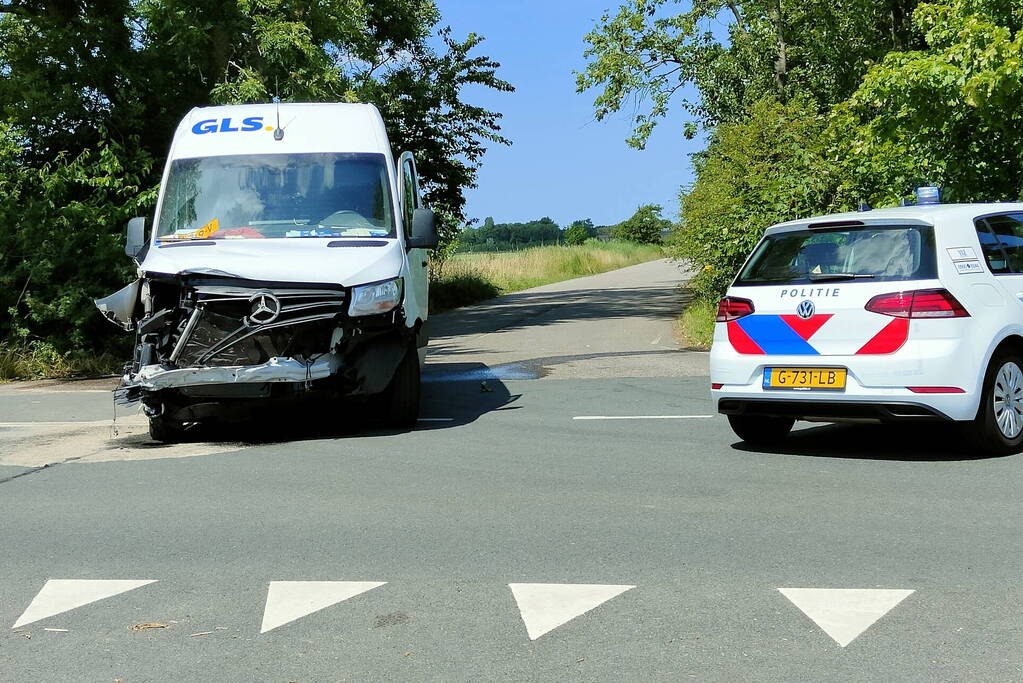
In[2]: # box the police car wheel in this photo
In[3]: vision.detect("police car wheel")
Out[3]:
[727,414,794,445]
[971,352,1023,454]
[384,345,421,429]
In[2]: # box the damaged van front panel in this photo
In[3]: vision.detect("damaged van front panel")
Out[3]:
[97,103,436,440]
[115,272,412,406]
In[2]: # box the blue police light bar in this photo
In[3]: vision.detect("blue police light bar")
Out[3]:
[915,186,941,205]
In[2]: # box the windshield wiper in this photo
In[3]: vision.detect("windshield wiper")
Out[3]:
[807,273,876,281]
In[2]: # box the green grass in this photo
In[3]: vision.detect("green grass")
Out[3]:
[430,240,663,313]
[0,341,122,382]
[676,297,717,350]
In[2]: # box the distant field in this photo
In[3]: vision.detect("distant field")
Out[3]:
[430,241,664,312]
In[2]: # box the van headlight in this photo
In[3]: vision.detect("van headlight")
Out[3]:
[349,278,402,317]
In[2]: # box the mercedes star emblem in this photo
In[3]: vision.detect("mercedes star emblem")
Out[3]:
[247,292,281,326]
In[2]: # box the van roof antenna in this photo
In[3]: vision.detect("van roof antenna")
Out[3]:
[273,76,284,141]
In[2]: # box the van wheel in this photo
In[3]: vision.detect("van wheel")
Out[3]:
[149,416,186,443]
[383,346,421,429]
[727,414,794,445]
[967,351,1023,454]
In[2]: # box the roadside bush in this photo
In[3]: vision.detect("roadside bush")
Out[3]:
[0,127,156,355]
[669,99,837,301]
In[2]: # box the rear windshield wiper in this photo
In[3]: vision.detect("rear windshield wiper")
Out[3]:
[807,273,876,281]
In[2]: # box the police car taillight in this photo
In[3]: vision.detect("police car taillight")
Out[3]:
[716,297,754,322]
[865,289,969,318]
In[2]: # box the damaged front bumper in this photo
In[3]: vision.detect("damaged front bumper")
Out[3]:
[103,273,412,410]
[139,355,337,390]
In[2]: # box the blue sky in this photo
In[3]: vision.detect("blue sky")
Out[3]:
[435,0,706,228]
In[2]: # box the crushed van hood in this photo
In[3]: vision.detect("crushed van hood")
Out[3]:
[140,238,404,285]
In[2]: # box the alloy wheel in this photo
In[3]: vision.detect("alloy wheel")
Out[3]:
[993,361,1023,439]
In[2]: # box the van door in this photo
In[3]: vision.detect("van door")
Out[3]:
[398,152,429,321]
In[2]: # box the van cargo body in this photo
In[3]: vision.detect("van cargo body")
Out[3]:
[96,103,438,440]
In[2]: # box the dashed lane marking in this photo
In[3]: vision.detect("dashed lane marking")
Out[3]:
[572,415,714,421]
[12,579,157,629]
[778,587,915,647]
[508,583,635,640]
[260,581,387,634]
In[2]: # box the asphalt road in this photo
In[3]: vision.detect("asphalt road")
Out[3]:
[1,259,1022,681]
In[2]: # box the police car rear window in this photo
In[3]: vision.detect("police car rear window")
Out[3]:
[735,225,937,286]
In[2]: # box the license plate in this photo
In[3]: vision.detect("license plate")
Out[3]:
[763,367,847,391]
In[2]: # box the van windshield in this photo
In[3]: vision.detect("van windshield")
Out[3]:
[735,225,937,286]
[156,153,395,240]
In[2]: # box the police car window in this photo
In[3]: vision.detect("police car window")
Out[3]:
[978,214,1023,273]
[735,225,936,286]
[156,152,395,240]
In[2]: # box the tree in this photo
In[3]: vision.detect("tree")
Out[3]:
[613,205,672,244]
[671,98,832,298]
[829,0,1023,206]
[565,219,594,245]
[0,0,512,353]
[576,0,922,148]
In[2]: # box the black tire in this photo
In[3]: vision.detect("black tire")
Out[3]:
[727,414,794,445]
[383,346,421,429]
[149,415,186,443]
[965,350,1023,455]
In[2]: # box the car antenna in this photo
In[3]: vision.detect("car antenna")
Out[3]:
[273,76,284,141]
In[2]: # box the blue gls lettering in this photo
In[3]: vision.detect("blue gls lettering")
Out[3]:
[191,119,219,134]
[192,116,266,134]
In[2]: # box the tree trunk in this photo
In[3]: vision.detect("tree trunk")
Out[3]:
[890,1,906,50]
[770,0,788,103]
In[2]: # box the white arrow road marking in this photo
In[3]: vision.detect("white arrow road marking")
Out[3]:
[260,581,386,634]
[508,583,635,640]
[12,579,157,629]
[778,588,915,647]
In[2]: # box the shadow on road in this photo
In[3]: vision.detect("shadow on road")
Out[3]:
[732,422,1016,461]
[170,362,519,445]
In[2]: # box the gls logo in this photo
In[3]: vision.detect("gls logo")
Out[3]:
[191,117,271,135]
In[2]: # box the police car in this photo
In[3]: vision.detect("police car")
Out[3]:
[710,190,1023,454]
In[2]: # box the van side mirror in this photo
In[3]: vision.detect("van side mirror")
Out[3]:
[125,217,147,258]
[407,209,438,250]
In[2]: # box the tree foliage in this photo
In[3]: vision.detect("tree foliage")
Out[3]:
[612,204,672,244]
[831,0,1023,206]
[671,99,831,298]
[457,217,563,252]
[564,219,595,245]
[0,0,511,353]
[577,0,922,148]
[584,0,1023,301]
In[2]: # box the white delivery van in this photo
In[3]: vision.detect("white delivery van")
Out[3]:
[96,103,438,441]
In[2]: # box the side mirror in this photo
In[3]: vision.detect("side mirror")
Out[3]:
[125,217,147,259]
[407,208,438,250]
